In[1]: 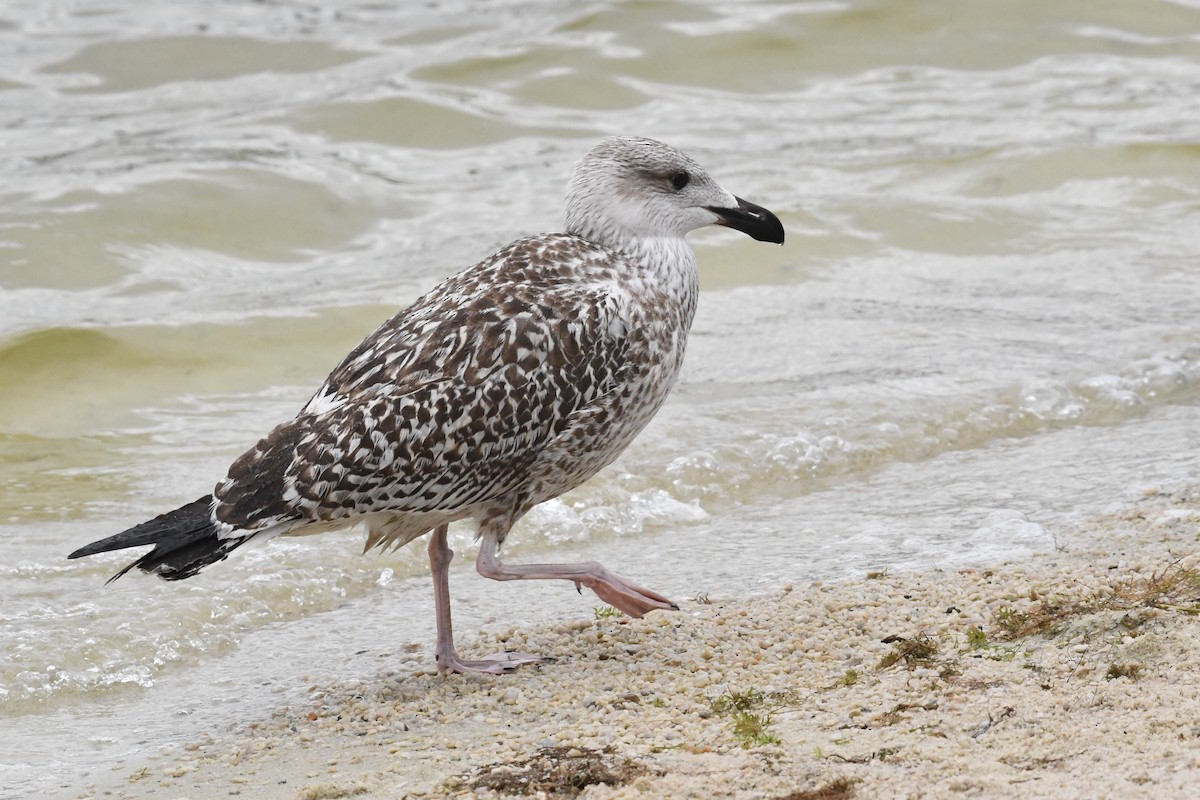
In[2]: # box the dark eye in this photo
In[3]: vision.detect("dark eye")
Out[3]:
[668,171,690,191]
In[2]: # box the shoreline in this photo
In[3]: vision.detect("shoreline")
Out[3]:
[79,485,1200,799]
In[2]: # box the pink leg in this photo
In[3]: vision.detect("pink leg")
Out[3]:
[476,531,678,618]
[427,524,544,674]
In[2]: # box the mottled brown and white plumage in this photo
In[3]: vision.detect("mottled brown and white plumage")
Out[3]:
[69,136,785,673]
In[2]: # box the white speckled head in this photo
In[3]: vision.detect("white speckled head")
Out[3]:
[564,136,785,250]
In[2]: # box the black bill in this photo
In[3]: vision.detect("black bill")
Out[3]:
[706,196,785,244]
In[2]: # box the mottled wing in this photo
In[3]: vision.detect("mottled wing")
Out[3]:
[213,237,632,531]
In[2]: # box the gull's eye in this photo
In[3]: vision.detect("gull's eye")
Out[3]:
[668,171,690,191]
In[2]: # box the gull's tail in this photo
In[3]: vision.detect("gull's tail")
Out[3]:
[67,495,248,583]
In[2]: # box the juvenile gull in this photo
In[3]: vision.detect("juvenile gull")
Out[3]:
[69,136,785,674]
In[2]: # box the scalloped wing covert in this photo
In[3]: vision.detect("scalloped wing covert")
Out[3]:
[212,234,635,531]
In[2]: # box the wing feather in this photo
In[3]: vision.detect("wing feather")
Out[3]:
[213,235,635,529]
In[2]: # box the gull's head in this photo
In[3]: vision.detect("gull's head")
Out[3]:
[564,136,785,250]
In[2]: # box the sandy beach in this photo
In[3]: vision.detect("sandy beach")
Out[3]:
[73,483,1200,800]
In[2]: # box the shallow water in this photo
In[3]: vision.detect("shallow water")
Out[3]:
[3,1,1200,796]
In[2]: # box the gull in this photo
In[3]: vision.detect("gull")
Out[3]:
[69,136,785,673]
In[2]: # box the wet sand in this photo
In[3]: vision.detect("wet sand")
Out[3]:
[79,485,1200,800]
